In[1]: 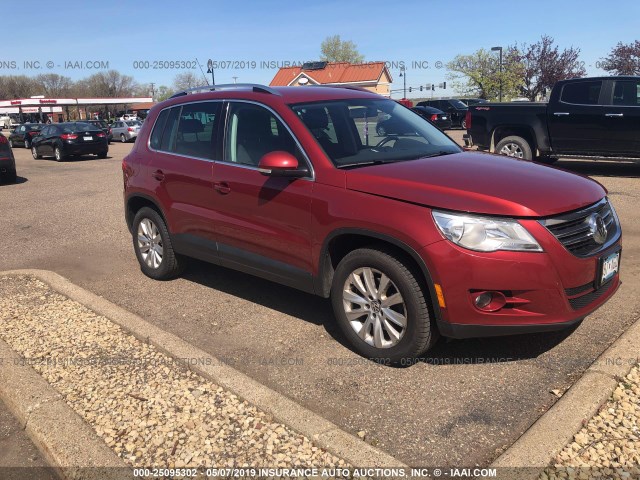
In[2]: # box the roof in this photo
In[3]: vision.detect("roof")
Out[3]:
[130,102,155,110]
[270,62,391,87]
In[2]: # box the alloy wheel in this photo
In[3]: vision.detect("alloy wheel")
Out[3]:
[137,218,163,269]
[499,142,524,158]
[342,267,407,349]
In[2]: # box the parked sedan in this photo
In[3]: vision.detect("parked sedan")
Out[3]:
[8,123,43,149]
[416,99,469,128]
[80,119,112,143]
[411,106,453,130]
[0,133,17,183]
[31,122,108,161]
[111,120,142,143]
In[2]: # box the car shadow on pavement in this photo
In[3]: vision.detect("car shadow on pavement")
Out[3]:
[182,259,578,366]
[0,176,28,186]
[552,160,640,179]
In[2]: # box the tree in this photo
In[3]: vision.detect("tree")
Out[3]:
[0,75,39,99]
[517,35,586,101]
[75,70,138,97]
[320,35,364,63]
[35,74,72,97]
[447,48,524,100]
[601,40,640,75]
[156,85,174,102]
[173,72,201,92]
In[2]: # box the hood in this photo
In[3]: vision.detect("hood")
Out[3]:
[345,152,605,217]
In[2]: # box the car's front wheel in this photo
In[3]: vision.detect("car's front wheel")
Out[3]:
[24,138,31,149]
[8,139,13,148]
[132,207,185,280]
[32,146,41,159]
[54,146,66,162]
[121,134,126,143]
[331,247,438,363]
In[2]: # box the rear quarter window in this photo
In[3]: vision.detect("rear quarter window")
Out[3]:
[150,109,170,150]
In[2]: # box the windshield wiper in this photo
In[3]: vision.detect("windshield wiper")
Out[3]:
[420,150,457,159]
[336,159,398,169]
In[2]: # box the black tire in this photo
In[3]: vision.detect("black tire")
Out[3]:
[8,139,13,148]
[54,146,66,162]
[121,134,126,143]
[460,118,467,130]
[132,207,185,280]
[32,146,42,159]
[376,125,386,136]
[495,135,533,160]
[97,151,108,159]
[24,139,31,149]
[330,247,438,363]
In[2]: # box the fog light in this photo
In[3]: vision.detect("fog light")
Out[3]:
[474,292,493,309]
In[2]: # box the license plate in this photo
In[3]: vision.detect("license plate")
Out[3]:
[83,136,93,141]
[600,251,620,285]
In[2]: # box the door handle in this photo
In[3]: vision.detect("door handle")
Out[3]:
[213,181,231,194]
[553,112,570,116]
[152,169,165,181]
[605,113,624,118]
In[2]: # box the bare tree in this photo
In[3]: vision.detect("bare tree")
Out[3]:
[601,40,640,75]
[173,72,201,92]
[517,35,586,101]
[0,75,39,99]
[35,74,73,97]
[320,35,364,63]
[76,70,138,97]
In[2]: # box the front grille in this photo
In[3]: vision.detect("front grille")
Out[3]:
[567,280,614,310]
[541,198,620,257]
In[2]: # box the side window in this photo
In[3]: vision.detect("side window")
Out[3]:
[19,126,25,133]
[174,102,221,160]
[224,103,299,167]
[159,107,180,152]
[561,81,602,105]
[612,81,640,106]
[149,109,169,150]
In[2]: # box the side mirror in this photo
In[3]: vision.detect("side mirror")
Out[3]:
[258,151,307,178]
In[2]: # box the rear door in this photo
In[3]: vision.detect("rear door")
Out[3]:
[146,101,223,258]
[600,78,640,155]
[210,101,315,289]
[547,80,606,154]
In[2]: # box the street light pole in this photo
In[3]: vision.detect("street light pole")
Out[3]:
[400,66,406,99]
[491,46,503,102]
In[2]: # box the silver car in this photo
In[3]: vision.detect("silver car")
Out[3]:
[111,120,142,143]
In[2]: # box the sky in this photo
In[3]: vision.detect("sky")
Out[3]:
[2,0,639,99]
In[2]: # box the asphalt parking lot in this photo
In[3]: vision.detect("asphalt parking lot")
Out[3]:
[1,132,639,467]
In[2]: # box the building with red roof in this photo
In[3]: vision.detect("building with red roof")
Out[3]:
[269,61,392,97]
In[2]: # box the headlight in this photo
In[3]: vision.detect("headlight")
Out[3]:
[432,210,542,252]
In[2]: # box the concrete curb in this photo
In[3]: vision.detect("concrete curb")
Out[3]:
[491,311,640,479]
[0,339,129,480]
[2,269,406,469]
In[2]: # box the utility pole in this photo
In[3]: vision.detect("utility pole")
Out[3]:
[149,82,156,101]
[491,46,503,102]
[399,66,407,99]
[232,76,238,84]
[207,59,215,86]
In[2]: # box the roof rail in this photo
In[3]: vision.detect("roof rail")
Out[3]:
[309,84,372,93]
[169,83,280,99]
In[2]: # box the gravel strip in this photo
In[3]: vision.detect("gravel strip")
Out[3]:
[541,365,640,479]
[0,274,348,471]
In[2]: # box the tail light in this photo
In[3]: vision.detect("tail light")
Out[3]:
[61,133,78,140]
[28,131,40,136]
[97,132,106,138]
[0,135,7,144]
[430,114,438,122]
[465,110,472,130]
[127,127,135,132]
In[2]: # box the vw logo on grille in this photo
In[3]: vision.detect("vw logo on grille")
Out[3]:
[588,213,608,245]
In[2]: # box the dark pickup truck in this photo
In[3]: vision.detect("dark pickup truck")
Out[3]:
[464,76,640,162]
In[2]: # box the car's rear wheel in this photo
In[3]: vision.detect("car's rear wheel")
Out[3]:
[97,151,108,159]
[24,139,31,149]
[132,207,185,280]
[331,247,438,363]
[121,134,126,143]
[461,118,467,129]
[32,146,41,159]
[54,146,65,162]
[495,135,533,160]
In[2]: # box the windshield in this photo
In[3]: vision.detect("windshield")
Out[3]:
[291,99,460,168]
[449,99,468,109]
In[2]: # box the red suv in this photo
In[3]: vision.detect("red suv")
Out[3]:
[123,84,621,362]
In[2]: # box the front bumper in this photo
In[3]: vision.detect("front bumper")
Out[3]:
[420,219,621,339]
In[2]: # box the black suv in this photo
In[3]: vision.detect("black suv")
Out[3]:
[0,133,17,183]
[416,99,468,128]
